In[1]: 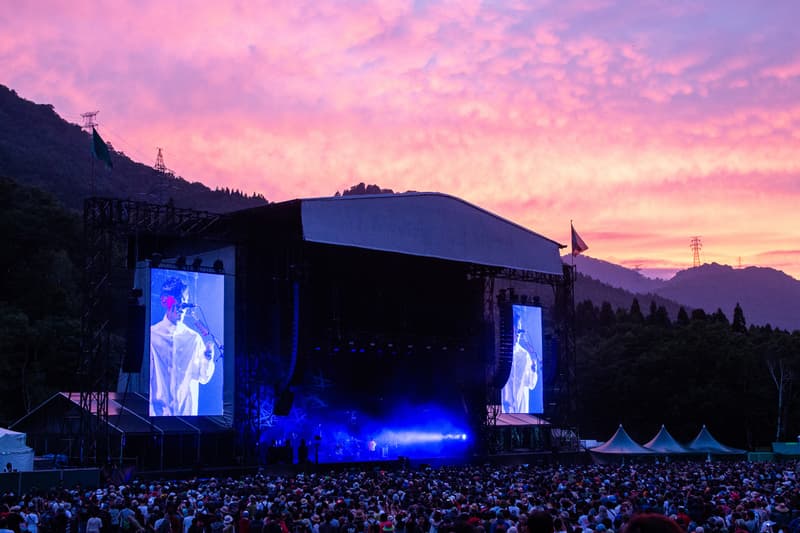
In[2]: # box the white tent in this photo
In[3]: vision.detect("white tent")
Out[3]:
[685,425,746,455]
[0,427,34,472]
[590,425,654,455]
[644,425,691,454]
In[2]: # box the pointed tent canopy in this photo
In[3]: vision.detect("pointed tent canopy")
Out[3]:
[590,425,654,454]
[0,427,34,471]
[644,425,691,454]
[686,425,746,454]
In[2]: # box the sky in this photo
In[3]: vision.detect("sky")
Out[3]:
[3,1,800,280]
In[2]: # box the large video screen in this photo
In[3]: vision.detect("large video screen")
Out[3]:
[148,268,225,416]
[501,304,544,414]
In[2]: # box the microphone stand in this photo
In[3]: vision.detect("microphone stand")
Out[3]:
[185,306,224,362]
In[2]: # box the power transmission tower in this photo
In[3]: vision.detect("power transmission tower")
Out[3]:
[81,111,99,130]
[154,147,168,173]
[690,236,702,267]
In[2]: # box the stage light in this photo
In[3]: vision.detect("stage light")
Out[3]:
[213,259,224,273]
[175,256,187,269]
[192,257,203,271]
[151,253,162,267]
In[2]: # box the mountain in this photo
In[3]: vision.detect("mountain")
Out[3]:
[574,272,685,320]
[0,84,267,213]
[568,254,667,293]
[658,263,800,331]
[568,254,800,332]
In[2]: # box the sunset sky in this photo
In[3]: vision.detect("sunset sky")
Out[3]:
[3,1,799,279]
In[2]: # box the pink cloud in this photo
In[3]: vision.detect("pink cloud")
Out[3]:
[762,57,800,80]
[3,0,800,280]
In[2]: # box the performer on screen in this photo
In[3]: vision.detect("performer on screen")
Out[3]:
[150,276,215,416]
[501,316,539,413]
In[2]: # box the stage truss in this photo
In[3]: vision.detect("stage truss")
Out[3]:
[79,197,228,464]
[473,263,577,454]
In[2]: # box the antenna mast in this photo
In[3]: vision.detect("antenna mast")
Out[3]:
[690,236,702,268]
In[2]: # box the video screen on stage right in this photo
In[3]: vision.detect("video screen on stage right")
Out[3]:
[501,304,544,414]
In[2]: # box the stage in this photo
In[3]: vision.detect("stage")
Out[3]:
[13,194,577,470]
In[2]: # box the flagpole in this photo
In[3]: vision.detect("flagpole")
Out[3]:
[570,219,575,267]
[566,220,578,444]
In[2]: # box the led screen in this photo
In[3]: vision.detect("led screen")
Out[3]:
[500,304,544,414]
[148,268,225,416]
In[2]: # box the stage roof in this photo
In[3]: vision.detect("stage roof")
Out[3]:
[252,193,566,275]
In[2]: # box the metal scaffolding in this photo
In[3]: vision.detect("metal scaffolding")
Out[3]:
[78,197,227,464]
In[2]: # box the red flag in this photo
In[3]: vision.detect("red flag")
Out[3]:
[571,223,588,256]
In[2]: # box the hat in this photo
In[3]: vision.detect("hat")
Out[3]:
[224,515,234,525]
[595,525,607,532]
[775,503,790,512]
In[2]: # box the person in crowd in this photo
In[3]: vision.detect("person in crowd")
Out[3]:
[527,511,554,533]
[86,510,103,533]
[623,515,683,533]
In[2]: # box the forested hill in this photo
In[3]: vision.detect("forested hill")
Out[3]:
[0,85,267,213]
[575,272,685,320]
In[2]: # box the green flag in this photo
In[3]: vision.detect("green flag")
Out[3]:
[92,127,113,168]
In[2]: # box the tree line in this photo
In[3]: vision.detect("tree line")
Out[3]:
[573,297,800,450]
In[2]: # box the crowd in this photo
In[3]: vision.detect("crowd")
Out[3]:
[2,460,800,533]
